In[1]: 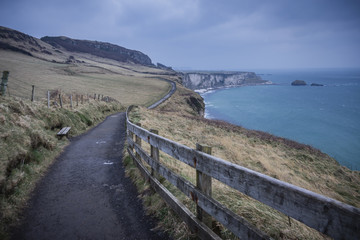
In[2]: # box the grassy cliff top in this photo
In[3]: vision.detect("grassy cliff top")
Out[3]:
[128,84,360,239]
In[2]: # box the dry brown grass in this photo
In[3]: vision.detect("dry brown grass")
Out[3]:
[128,85,360,239]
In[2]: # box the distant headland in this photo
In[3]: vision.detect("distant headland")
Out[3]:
[180,71,270,90]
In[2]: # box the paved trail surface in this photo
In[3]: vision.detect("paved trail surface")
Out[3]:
[12,112,169,240]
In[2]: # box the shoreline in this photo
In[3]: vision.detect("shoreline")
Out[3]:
[196,82,360,171]
[194,80,273,95]
[196,81,273,119]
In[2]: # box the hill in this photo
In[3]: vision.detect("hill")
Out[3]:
[41,36,153,66]
[0,26,179,106]
[0,26,153,66]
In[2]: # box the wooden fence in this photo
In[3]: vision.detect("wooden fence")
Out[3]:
[126,106,360,240]
[0,71,115,106]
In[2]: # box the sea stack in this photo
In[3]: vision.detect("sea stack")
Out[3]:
[291,80,307,86]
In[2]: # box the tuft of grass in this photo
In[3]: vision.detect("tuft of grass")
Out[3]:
[123,155,196,240]
[76,112,93,126]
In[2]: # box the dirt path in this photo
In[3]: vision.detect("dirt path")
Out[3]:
[148,78,176,109]
[11,112,169,240]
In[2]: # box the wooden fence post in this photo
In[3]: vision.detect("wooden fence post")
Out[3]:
[81,95,84,104]
[0,71,9,96]
[98,94,100,100]
[31,85,35,102]
[135,123,142,160]
[59,94,63,108]
[150,129,160,177]
[76,94,79,106]
[128,130,134,152]
[196,143,213,228]
[47,91,50,108]
[70,95,73,109]
[94,93,96,100]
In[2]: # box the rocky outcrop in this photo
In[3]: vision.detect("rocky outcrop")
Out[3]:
[1,26,154,66]
[181,72,267,90]
[157,63,174,71]
[0,26,55,57]
[291,80,307,86]
[41,36,154,66]
[186,96,205,116]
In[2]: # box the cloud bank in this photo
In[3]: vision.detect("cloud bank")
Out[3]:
[1,0,359,69]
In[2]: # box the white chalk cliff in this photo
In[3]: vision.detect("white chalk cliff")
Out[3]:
[181,72,267,90]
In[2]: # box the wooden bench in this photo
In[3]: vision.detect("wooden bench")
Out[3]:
[57,127,71,139]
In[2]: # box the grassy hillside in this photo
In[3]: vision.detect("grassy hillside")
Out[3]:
[1,26,181,106]
[0,50,177,107]
[127,84,360,239]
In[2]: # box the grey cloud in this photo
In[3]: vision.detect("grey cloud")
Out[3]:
[0,0,359,69]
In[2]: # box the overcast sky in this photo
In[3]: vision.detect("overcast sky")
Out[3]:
[1,0,360,70]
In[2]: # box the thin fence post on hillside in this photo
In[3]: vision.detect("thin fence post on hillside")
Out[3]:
[128,130,134,152]
[150,129,160,177]
[1,71,9,96]
[101,94,103,101]
[81,95,84,104]
[196,143,213,228]
[76,94,79,106]
[98,94,100,101]
[135,123,142,161]
[70,95,73,109]
[31,85,35,102]
[59,94,63,108]
[94,93,96,100]
[47,91,50,108]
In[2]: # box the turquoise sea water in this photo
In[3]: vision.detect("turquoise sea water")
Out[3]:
[200,69,360,170]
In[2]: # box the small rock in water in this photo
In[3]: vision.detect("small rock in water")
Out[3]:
[291,80,307,86]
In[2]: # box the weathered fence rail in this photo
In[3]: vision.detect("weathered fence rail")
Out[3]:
[126,106,360,240]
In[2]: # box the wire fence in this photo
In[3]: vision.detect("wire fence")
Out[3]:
[1,71,118,109]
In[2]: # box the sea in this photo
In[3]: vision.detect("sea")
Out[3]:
[198,68,360,170]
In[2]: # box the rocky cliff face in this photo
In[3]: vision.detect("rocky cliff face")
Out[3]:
[41,36,153,66]
[181,72,267,90]
[0,26,55,58]
[1,26,155,66]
